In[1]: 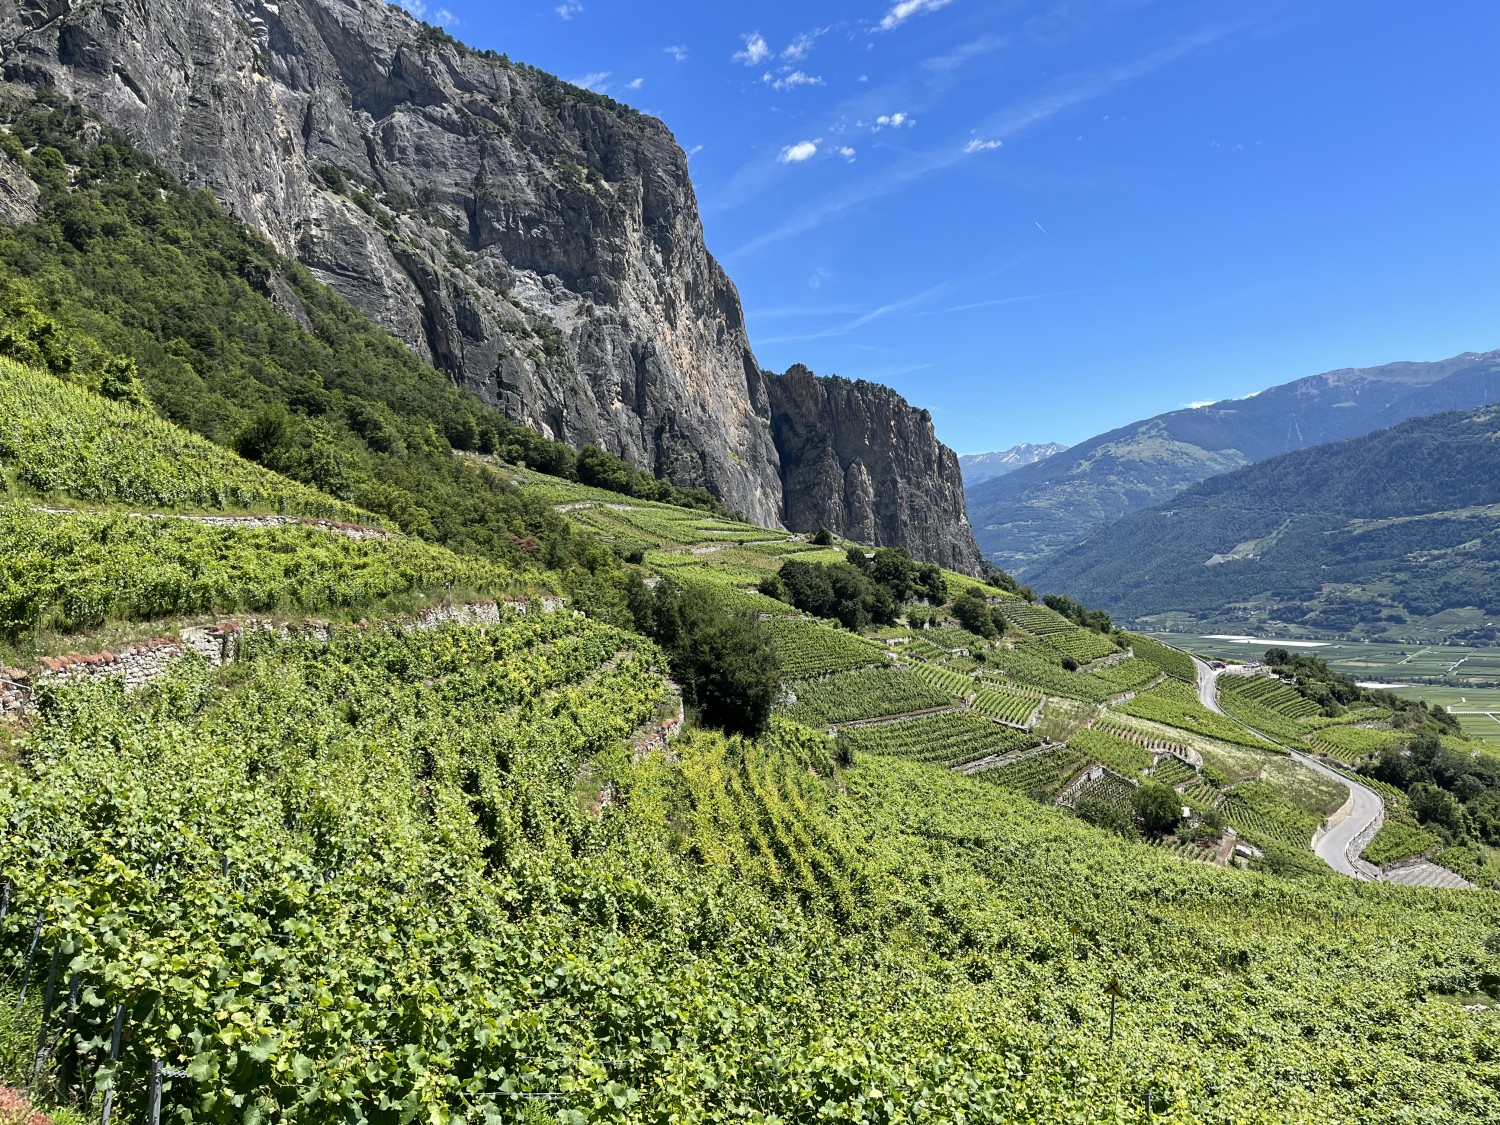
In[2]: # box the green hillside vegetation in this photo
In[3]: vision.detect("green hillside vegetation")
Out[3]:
[0,505,517,641]
[8,83,1500,1125]
[0,95,720,592]
[967,349,1500,571]
[6,404,1500,1121]
[1033,407,1500,636]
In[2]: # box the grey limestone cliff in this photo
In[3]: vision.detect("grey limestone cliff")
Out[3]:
[768,366,981,574]
[0,0,983,568]
[0,0,783,523]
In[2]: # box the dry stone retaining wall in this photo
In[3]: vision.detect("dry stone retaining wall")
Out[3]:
[0,596,569,719]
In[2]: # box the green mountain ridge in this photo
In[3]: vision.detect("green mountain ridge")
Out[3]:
[1030,406,1500,638]
[968,349,1500,572]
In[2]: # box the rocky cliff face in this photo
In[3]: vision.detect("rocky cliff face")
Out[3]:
[768,366,981,573]
[0,0,784,523]
[0,0,983,568]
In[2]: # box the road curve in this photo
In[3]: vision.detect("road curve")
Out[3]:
[1191,658,1383,879]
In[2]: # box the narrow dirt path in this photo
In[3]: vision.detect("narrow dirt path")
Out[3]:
[1192,657,1384,880]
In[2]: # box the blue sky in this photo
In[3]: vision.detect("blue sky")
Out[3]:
[401,0,1500,455]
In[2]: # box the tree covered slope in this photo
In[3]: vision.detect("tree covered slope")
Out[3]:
[1031,407,1500,634]
[968,349,1500,571]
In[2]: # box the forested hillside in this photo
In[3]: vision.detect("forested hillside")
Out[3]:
[968,349,1500,571]
[1032,407,1500,634]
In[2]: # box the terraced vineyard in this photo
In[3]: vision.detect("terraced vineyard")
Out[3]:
[1067,728,1153,777]
[0,357,367,519]
[1088,657,1162,694]
[766,617,888,677]
[1117,681,1279,749]
[994,600,1074,636]
[973,745,1089,801]
[1033,629,1121,664]
[783,667,954,727]
[909,659,979,698]
[0,506,516,638]
[1150,756,1198,789]
[1123,632,1197,681]
[839,711,1037,768]
[970,683,1044,726]
[983,646,1115,702]
[1064,769,1137,813]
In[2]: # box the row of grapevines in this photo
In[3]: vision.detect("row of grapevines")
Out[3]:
[782,667,953,727]
[838,712,1037,768]
[1115,682,1278,749]
[0,505,519,637]
[0,358,367,519]
[765,617,888,678]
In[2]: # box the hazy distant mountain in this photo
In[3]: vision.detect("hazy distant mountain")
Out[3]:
[959,443,1068,486]
[966,349,1500,573]
[1031,406,1500,637]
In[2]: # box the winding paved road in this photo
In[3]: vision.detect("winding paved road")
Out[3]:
[1192,658,1384,880]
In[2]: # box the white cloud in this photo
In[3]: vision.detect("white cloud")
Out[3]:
[569,71,612,92]
[783,30,825,61]
[686,144,704,159]
[734,33,772,65]
[555,1,583,19]
[963,138,1003,153]
[1185,401,1215,409]
[625,77,645,90]
[664,45,689,62]
[837,146,857,161]
[779,140,821,163]
[763,70,824,91]
[878,0,954,32]
[400,1,457,24]
[874,112,913,130]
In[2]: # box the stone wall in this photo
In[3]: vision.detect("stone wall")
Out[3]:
[0,596,568,719]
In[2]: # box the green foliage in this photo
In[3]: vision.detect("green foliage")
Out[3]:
[1133,780,1183,835]
[763,617,887,678]
[0,358,363,519]
[952,589,1005,639]
[1124,632,1196,681]
[1117,681,1279,749]
[0,100,718,582]
[837,712,1036,768]
[1042,592,1113,634]
[0,506,517,638]
[783,667,952,727]
[632,579,780,737]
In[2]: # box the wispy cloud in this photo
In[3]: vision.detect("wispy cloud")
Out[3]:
[1184,400,1216,409]
[873,112,915,130]
[664,45,689,62]
[569,71,612,93]
[733,24,1240,256]
[779,140,821,164]
[624,77,645,90]
[783,30,826,61]
[756,280,956,345]
[399,1,458,24]
[686,144,704,160]
[733,33,772,65]
[554,1,583,19]
[963,138,1003,154]
[837,146,858,162]
[764,70,824,91]
[877,0,954,33]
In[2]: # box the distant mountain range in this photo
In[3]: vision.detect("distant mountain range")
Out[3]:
[959,443,1068,486]
[966,349,1500,573]
[1031,406,1500,639]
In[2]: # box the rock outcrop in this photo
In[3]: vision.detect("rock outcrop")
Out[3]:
[768,366,981,573]
[0,0,984,568]
[0,0,783,523]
